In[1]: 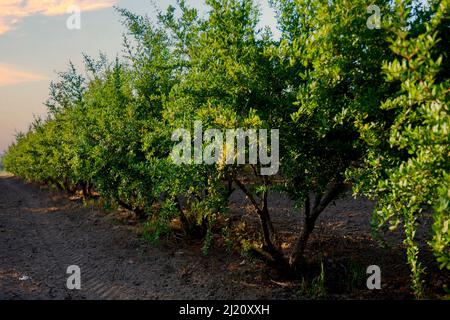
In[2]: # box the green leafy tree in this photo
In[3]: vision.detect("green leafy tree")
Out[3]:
[272,0,394,270]
[351,0,450,296]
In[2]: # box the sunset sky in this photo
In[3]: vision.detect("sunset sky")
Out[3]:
[0,0,278,153]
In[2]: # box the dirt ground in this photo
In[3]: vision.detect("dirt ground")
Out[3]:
[0,174,448,300]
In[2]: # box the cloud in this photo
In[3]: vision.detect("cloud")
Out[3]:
[0,64,46,86]
[0,0,117,35]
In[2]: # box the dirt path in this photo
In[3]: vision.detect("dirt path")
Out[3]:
[1,175,446,300]
[0,175,290,300]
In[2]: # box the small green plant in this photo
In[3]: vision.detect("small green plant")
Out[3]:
[297,262,327,299]
[142,219,171,245]
[202,227,214,256]
[346,260,367,292]
[240,239,257,260]
[142,199,177,244]
[221,226,234,253]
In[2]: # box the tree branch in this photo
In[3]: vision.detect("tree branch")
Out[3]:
[234,177,262,213]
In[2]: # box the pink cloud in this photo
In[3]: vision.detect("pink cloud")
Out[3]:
[0,0,117,35]
[0,64,46,86]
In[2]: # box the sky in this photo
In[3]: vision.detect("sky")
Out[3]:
[0,0,278,153]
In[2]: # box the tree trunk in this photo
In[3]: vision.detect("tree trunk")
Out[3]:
[259,204,276,252]
[175,196,207,239]
[175,197,191,232]
[234,178,277,248]
[233,177,284,263]
[289,215,317,271]
[289,183,344,272]
[81,181,89,199]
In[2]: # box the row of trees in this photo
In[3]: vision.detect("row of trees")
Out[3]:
[4,0,449,297]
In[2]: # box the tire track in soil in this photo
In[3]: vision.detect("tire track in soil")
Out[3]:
[0,176,279,300]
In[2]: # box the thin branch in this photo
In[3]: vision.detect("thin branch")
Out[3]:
[311,183,344,220]
[234,177,261,214]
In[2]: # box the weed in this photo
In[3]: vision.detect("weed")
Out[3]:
[297,261,327,299]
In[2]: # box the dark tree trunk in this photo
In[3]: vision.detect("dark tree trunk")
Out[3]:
[175,196,207,239]
[87,182,94,197]
[80,181,89,199]
[289,215,317,271]
[233,177,288,269]
[289,183,345,272]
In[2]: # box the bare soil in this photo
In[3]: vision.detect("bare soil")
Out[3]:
[0,175,448,300]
